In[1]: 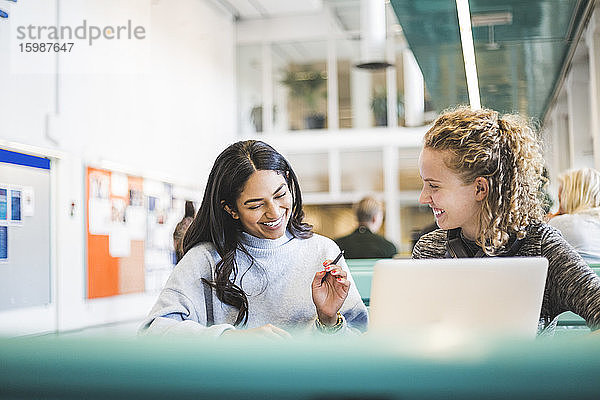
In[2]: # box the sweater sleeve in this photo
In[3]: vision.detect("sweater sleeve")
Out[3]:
[339,257,369,334]
[541,226,600,330]
[339,300,369,335]
[412,230,447,259]
[137,244,235,338]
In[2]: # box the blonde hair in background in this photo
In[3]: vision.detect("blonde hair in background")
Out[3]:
[558,168,600,216]
[423,106,545,255]
[355,196,383,223]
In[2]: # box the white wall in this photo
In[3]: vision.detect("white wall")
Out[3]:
[543,7,600,201]
[0,0,236,335]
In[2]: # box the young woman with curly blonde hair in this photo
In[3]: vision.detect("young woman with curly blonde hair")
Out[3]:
[412,107,600,333]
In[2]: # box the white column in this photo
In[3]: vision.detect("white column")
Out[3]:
[543,114,558,201]
[351,69,372,128]
[262,42,273,133]
[386,32,398,128]
[327,36,339,130]
[586,10,600,169]
[383,146,400,248]
[548,109,559,177]
[403,49,424,127]
[565,60,593,169]
[552,96,571,173]
[545,99,570,206]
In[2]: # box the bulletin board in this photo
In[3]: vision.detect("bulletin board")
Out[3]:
[0,148,51,311]
[86,166,193,299]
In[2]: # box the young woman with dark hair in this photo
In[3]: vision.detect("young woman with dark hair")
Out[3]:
[140,140,368,338]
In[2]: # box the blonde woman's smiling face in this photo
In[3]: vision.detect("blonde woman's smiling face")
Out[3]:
[418,148,486,240]
[229,169,292,240]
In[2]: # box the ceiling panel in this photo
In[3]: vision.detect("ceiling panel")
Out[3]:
[390,0,593,121]
[225,0,263,18]
[226,0,324,19]
[256,0,323,16]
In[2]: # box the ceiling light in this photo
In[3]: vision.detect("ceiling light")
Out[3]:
[471,11,513,27]
[456,0,481,110]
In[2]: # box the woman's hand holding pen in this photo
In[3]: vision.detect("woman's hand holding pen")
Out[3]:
[311,252,351,326]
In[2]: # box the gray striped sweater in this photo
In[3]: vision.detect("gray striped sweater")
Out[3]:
[412,223,600,331]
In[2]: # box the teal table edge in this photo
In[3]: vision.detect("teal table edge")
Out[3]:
[1,335,600,399]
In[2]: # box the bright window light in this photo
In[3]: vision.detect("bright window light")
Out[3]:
[456,0,481,110]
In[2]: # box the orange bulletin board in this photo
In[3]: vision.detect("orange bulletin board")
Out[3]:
[86,167,146,299]
[86,166,194,299]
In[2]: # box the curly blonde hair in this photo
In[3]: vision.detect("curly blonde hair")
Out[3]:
[557,168,600,216]
[423,106,545,255]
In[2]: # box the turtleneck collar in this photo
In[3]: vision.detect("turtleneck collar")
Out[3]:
[238,229,294,249]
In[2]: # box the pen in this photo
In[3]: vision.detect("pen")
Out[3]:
[321,250,344,285]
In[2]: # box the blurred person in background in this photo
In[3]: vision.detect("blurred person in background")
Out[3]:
[335,196,397,259]
[173,200,196,263]
[549,168,600,264]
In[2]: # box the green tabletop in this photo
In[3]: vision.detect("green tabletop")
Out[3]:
[346,258,381,305]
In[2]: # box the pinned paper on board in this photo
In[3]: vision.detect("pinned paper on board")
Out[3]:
[0,187,6,221]
[10,189,21,223]
[129,182,144,207]
[89,171,110,200]
[109,225,131,258]
[125,206,146,240]
[0,226,7,263]
[88,198,112,235]
[111,198,127,224]
[111,173,128,198]
[22,186,34,217]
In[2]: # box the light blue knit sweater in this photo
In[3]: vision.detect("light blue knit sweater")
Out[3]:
[139,230,368,338]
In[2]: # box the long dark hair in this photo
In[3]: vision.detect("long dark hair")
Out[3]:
[182,140,313,326]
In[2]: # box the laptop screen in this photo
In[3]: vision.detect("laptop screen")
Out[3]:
[368,257,548,339]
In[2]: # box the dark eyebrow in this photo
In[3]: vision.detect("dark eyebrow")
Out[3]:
[243,183,287,205]
[423,178,441,183]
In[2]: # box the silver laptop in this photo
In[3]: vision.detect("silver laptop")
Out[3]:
[369,257,548,338]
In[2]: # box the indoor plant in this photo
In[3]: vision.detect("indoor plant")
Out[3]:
[280,66,327,129]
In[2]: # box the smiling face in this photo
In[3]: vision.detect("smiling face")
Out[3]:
[228,169,292,240]
[418,148,487,240]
